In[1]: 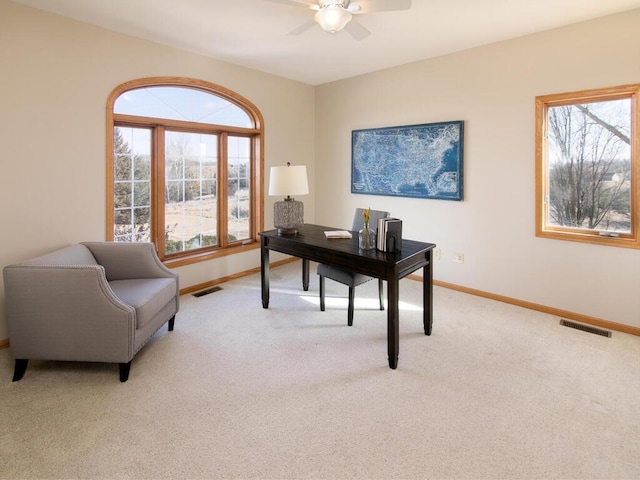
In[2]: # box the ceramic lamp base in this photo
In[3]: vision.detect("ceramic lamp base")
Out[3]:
[274,197,304,235]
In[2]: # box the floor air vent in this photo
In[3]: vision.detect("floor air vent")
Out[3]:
[192,286,223,297]
[560,319,611,337]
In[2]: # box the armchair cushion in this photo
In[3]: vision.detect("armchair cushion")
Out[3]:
[110,278,177,329]
[22,244,99,266]
[82,241,174,281]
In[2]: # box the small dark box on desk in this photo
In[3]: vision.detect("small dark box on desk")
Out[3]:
[377,218,402,252]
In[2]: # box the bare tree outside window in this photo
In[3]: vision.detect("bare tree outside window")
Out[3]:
[547,99,630,233]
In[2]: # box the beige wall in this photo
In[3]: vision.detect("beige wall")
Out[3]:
[0,0,315,340]
[315,9,640,329]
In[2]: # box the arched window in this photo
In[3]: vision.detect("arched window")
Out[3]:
[106,77,264,265]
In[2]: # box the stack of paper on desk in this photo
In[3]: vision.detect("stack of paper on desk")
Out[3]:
[324,230,352,239]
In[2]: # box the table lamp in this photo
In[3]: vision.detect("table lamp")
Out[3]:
[268,163,309,236]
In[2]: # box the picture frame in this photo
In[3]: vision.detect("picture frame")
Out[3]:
[351,120,464,201]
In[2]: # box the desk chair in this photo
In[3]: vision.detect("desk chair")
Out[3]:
[317,208,389,326]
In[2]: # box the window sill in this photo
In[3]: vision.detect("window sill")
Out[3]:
[163,241,260,268]
[537,230,640,249]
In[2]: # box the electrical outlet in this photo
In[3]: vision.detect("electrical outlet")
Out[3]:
[433,248,441,260]
[453,252,464,264]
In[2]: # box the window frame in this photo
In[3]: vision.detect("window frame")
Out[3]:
[106,77,264,266]
[535,84,640,249]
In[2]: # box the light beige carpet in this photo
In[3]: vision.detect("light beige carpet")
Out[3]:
[1,260,639,479]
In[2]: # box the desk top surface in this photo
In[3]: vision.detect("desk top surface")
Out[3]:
[260,223,435,265]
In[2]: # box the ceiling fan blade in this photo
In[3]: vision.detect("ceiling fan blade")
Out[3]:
[344,19,371,41]
[264,0,318,8]
[287,20,318,36]
[350,0,412,14]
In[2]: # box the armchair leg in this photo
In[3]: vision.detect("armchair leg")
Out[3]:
[12,359,28,382]
[119,362,131,383]
[347,287,355,326]
[168,315,175,331]
[319,276,326,312]
[378,278,384,310]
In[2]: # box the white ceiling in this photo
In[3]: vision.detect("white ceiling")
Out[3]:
[11,0,640,85]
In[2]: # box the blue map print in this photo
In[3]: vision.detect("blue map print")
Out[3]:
[351,121,463,201]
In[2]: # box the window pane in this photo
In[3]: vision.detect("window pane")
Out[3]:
[114,182,131,209]
[114,86,253,128]
[114,209,132,241]
[133,207,151,242]
[164,131,218,255]
[134,182,150,207]
[113,127,151,242]
[546,98,631,234]
[227,136,251,242]
[114,154,131,181]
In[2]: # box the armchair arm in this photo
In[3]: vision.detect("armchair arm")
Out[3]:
[82,242,177,281]
[3,263,136,363]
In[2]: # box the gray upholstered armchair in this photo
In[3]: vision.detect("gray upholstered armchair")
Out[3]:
[3,242,179,382]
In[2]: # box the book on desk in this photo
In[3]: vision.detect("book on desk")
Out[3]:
[377,218,402,252]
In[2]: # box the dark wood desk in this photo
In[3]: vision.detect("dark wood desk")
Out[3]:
[259,224,436,369]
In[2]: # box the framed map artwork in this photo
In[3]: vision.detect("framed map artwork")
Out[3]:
[351,121,464,201]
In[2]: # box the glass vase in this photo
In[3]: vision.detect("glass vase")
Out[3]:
[358,226,375,250]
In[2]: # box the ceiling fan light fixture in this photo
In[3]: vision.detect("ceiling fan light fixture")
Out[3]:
[314,4,352,33]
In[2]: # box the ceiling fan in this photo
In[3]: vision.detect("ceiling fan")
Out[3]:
[265,0,412,41]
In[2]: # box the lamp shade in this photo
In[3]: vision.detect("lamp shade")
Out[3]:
[314,4,352,33]
[268,164,309,197]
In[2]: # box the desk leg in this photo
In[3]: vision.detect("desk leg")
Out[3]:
[261,240,270,309]
[302,259,309,291]
[424,251,433,335]
[387,276,400,369]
